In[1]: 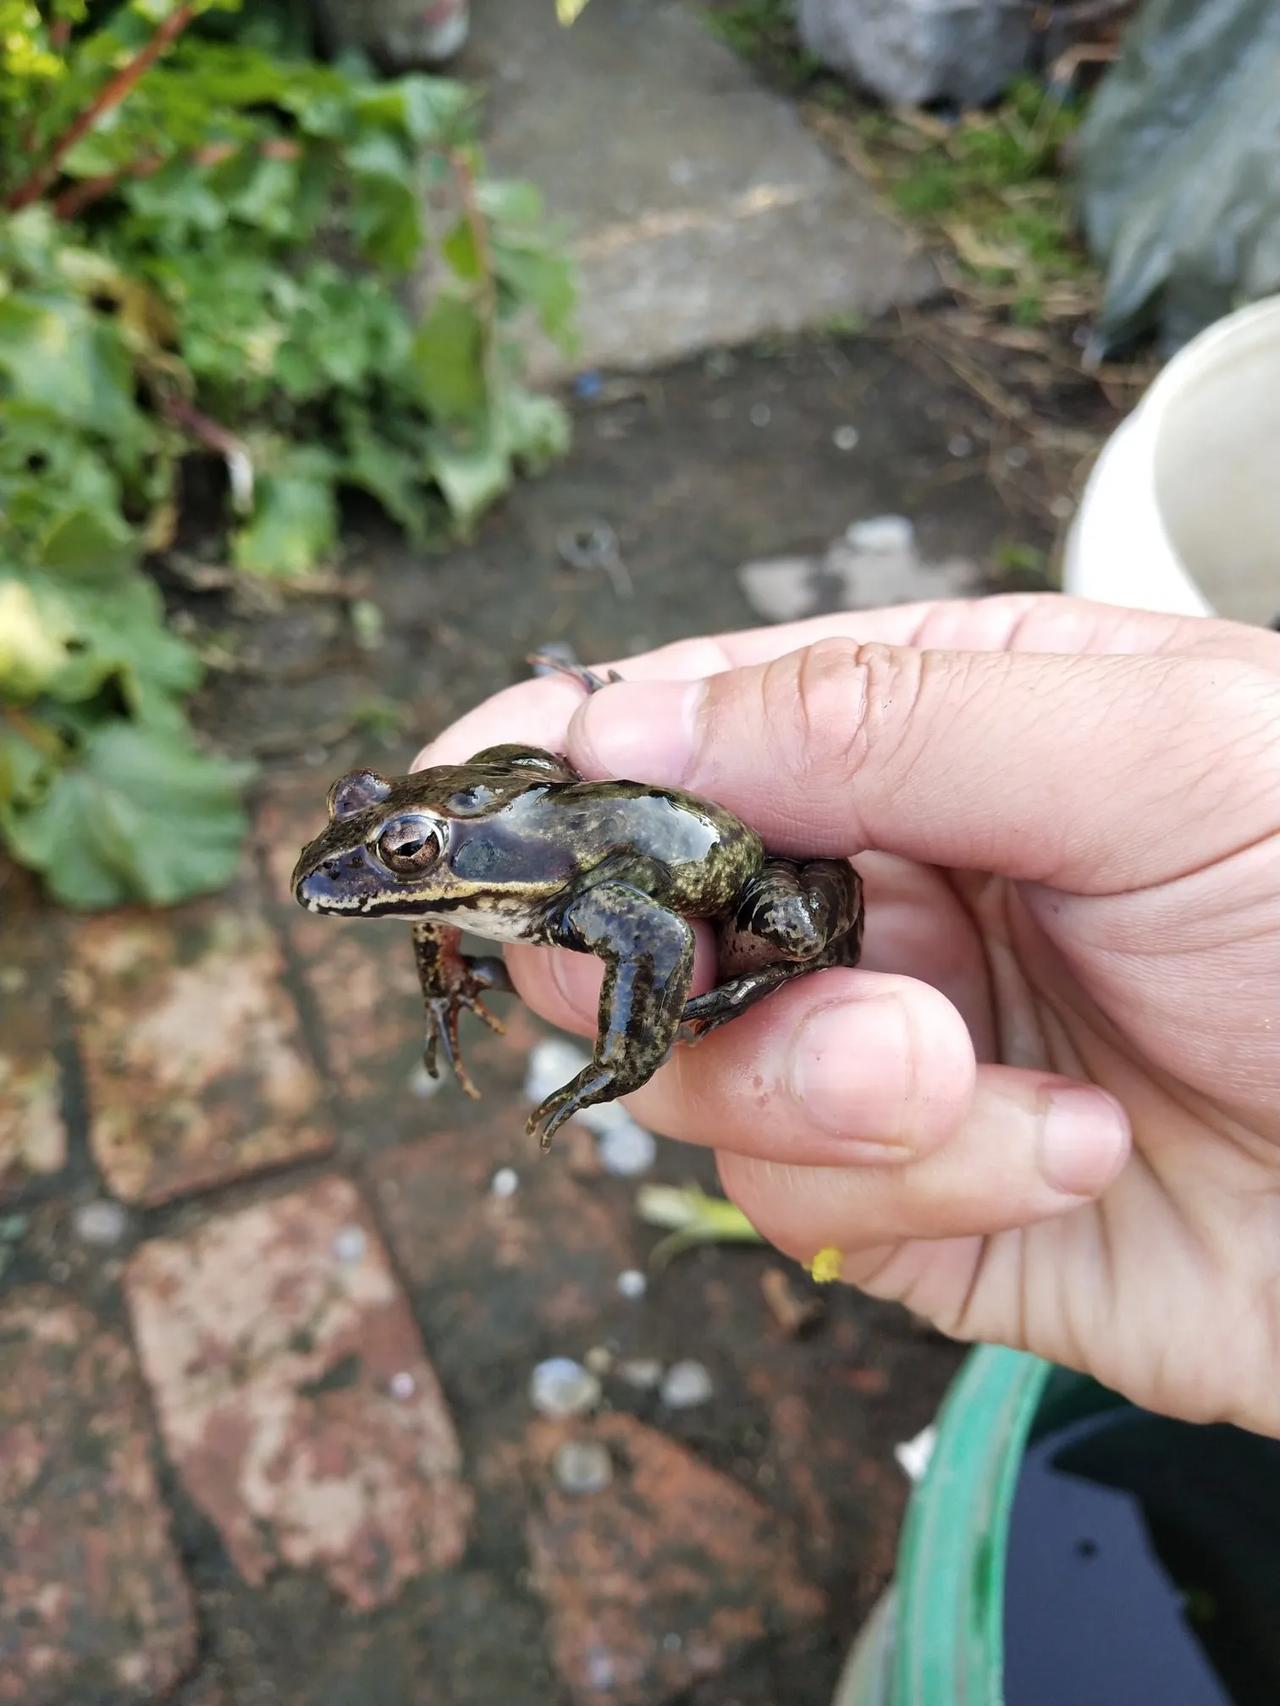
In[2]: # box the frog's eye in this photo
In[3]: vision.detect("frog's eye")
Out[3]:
[376,813,443,876]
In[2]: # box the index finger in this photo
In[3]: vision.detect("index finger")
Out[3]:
[413,594,1265,768]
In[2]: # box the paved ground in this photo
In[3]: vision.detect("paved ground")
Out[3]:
[0,5,1121,1702]
[0,331,1079,1706]
[454,0,938,379]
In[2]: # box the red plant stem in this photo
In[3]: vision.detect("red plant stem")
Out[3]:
[6,2,199,213]
[52,137,300,220]
[449,148,497,339]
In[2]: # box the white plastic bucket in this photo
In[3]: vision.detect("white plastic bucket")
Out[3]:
[1063,294,1280,627]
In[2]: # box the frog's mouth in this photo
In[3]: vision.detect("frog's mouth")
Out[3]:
[292,844,388,914]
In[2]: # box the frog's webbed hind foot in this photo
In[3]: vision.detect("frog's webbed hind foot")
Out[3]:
[679,859,864,1046]
[526,650,623,695]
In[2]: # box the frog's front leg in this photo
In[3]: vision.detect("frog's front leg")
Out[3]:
[412,920,513,1099]
[529,881,694,1150]
[679,858,863,1044]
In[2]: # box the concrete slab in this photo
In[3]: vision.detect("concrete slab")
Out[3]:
[458,0,936,377]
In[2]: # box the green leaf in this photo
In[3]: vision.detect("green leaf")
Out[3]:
[353,75,473,145]
[556,0,592,23]
[0,580,71,700]
[0,294,147,443]
[340,408,434,544]
[498,384,570,470]
[410,294,487,423]
[232,448,338,576]
[2,717,252,909]
[426,427,510,528]
[5,568,202,726]
[35,505,136,582]
[494,242,577,345]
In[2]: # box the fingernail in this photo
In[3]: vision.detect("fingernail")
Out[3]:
[1039,1086,1130,1196]
[571,680,704,784]
[788,996,914,1152]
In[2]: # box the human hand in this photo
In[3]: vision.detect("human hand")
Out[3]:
[416,595,1280,1434]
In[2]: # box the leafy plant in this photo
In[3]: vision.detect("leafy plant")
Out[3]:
[0,0,576,908]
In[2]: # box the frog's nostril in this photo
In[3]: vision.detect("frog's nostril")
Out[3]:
[323,859,342,878]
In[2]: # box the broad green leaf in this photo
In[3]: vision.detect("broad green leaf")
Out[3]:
[3,717,252,909]
[0,580,71,700]
[556,0,591,23]
[0,722,53,811]
[410,294,487,423]
[353,75,473,145]
[498,384,570,470]
[427,428,510,528]
[476,180,545,228]
[35,504,136,581]
[8,568,202,725]
[0,294,147,442]
[233,448,338,576]
[494,242,577,345]
[340,409,434,544]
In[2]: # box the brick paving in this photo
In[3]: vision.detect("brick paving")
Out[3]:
[526,1413,826,1706]
[0,840,961,1704]
[124,1176,472,1612]
[0,1288,194,1705]
[0,874,67,1201]
[66,873,333,1205]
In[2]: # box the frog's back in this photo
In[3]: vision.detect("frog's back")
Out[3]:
[556,779,762,915]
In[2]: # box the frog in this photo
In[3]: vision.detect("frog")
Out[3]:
[291,656,864,1150]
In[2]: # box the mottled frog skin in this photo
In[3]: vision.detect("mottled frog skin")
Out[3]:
[291,659,864,1150]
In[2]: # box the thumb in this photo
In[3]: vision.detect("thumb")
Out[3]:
[565,638,1279,893]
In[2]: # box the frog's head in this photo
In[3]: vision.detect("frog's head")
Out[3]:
[290,768,454,917]
[290,761,570,920]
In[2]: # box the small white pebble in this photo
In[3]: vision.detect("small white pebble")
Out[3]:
[832,424,860,452]
[616,1269,647,1300]
[662,1633,683,1653]
[845,514,915,554]
[553,1440,613,1495]
[749,403,772,428]
[332,1226,366,1265]
[598,1122,657,1178]
[661,1359,714,1409]
[408,1062,442,1100]
[584,1345,614,1376]
[490,1167,519,1198]
[530,1357,602,1419]
[74,1200,129,1247]
[389,1371,417,1400]
[894,1424,937,1482]
[947,432,974,458]
[1050,495,1074,521]
[1003,446,1030,470]
[617,1357,664,1390]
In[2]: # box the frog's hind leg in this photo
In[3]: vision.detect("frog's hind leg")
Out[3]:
[678,858,863,1045]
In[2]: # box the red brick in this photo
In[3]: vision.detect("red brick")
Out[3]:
[124,1175,473,1610]
[369,1125,636,1390]
[0,874,66,1199]
[0,1286,195,1704]
[525,1413,826,1706]
[67,877,332,1204]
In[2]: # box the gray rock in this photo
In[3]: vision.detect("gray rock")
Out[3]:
[529,1357,603,1419]
[796,0,1036,109]
[737,556,823,623]
[661,1359,715,1409]
[308,0,469,67]
[553,1439,614,1495]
